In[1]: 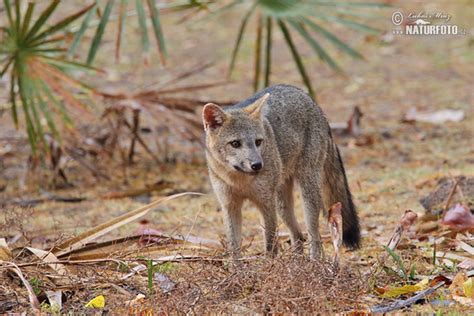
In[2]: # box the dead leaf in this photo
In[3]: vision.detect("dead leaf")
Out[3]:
[403,108,464,124]
[155,273,175,293]
[449,272,474,306]
[458,259,474,270]
[52,192,203,256]
[379,284,422,298]
[46,290,62,311]
[0,238,12,260]
[441,204,474,232]
[328,202,343,267]
[387,210,418,251]
[5,262,41,312]
[26,247,68,276]
[124,293,145,306]
[85,295,105,308]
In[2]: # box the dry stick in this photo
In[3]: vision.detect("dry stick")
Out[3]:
[444,177,460,212]
[128,109,140,165]
[370,281,446,313]
[122,115,161,164]
[65,148,110,180]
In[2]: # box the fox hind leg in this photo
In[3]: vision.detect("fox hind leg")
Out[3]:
[298,174,324,260]
[277,178,304,253]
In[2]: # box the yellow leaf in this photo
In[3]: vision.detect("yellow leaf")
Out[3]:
[85,295,105,308]
[415,278,429,290]
[380,285,421,298]
[463,278,473,299]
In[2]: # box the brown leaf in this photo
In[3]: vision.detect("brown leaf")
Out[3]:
[52,192,203,257]
[442,204,474,231]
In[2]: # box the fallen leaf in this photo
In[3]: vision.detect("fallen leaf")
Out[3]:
[458,259,474,270]
[26,247,68,276]
[0,238,12,260]
[328,202,343,267]
[85,295,105,308]
[379,284,421,298]
[124,293,145,306]
[6,263,40,312]
[155,272,175,293]
[441,204,474,231]
[45,290,62,311]
[403,108,464,124]
[52,192,203,256]
[464,278,473,299]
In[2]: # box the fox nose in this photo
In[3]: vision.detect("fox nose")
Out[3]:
[251,162,262,171]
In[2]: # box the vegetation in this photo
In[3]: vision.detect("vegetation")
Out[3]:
[1,0,384,155]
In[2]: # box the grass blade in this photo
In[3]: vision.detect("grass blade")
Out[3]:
[289,19,341,73]
[278,19,315,99]
[136,0,150,62]
[20,2,35,40]
[3,0,14,29]
[228,3,257,77]
[303,17,363,59]
[314,14,380,34]
[39,55,103,73]
[0,57,13,78]
[38,80,73,127]
[146,0,167,65]
[115,0,129,63]
[383,245,407,279]
[18,76,38,155]
[29,3,95,46]
[24,0,60,43]
[264,16,272,87]
[68,3,96,57]
[253,13,263,92]
[14,0,20,37]
[9,71,18,128]
[87,0,115,65]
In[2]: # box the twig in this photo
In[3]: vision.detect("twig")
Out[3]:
[128,109,140,164]
[123,116,161,163]
[370,281,445,313]
[444,177,460,212]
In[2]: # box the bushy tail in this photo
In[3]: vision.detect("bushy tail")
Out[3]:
[323,143,361,249]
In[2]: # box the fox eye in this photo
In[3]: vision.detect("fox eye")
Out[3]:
[230,140,241,148]
[255,139,263,147]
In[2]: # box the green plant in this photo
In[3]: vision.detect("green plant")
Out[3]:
[1,0,97,155]
[0,0,169,156]
[29,276,42,295]
[147,259,154,294]
[383,245,408,280]
[69,0,167,65]
[197,0,388,99]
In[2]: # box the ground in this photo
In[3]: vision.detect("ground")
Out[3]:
[0,0,473,313]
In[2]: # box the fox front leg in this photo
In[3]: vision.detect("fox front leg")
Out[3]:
[253,194,279,257]
[220,195,244,257]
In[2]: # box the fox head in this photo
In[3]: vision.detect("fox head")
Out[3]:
[202,93,269,175]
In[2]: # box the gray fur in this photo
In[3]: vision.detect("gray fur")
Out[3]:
[203,84,360,259]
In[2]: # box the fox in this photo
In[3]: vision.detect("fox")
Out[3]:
[202,84,360,259]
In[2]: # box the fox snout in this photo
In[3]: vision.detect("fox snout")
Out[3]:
[234,158,263,174]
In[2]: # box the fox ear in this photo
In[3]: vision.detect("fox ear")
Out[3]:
[203,103,226,131]
[244,93,269,119]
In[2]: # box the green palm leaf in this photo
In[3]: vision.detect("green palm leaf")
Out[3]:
[278,19,315,99]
